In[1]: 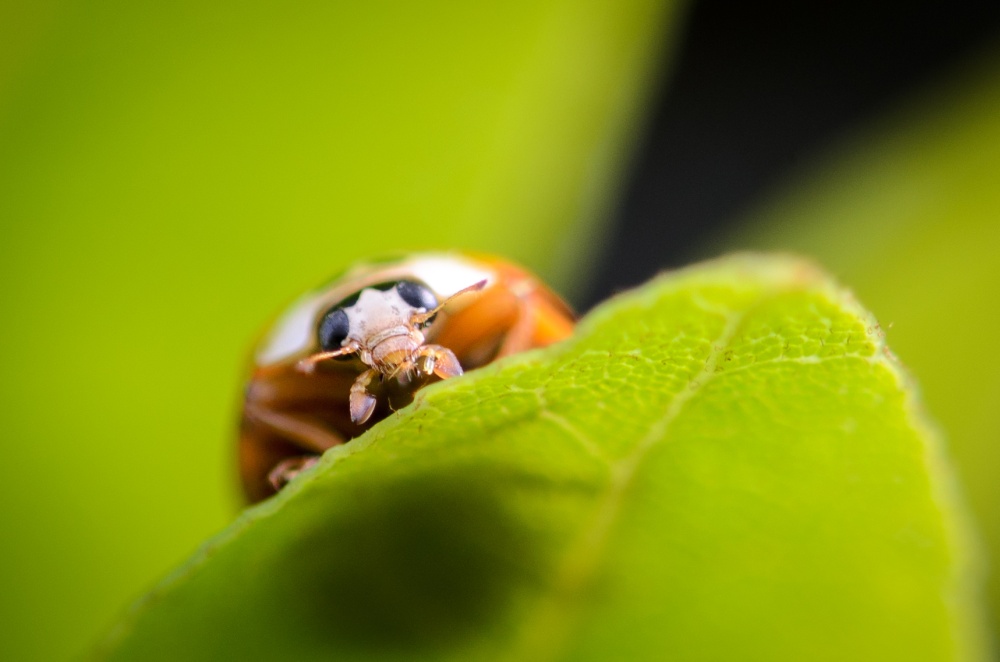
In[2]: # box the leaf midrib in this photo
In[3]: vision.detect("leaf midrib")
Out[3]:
[506,301,755,660]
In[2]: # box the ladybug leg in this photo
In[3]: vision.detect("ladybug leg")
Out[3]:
[349,368,379,424]
[243,400,346,453]
[267,455,320,491]
[296,339,361,374]
[240,394,349,502]
[495,288,575,358]
[414,345,463,380]
[434,283,574,366]
[431,285,518,366]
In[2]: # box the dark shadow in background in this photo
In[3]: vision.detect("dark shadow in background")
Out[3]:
[583,2,1000,309]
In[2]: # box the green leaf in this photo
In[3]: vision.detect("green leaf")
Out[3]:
[98,255,986,661]
[727,52,1000,635]
[97,257,982,660]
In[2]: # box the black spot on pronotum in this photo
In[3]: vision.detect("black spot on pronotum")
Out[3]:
[318,308,350,350]
[396,280,438,311]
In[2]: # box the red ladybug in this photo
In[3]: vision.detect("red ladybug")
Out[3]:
[239,253,575,502]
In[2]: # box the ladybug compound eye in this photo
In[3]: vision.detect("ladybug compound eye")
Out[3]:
[318,307,350,351]
[396,280,438,311]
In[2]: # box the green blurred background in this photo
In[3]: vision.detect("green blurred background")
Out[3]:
[2,1,999,659]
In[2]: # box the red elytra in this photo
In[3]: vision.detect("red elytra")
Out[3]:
[238,253,576,502]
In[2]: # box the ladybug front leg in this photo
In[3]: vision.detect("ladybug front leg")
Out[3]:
[349,368,380,424]
[414,345,463,380]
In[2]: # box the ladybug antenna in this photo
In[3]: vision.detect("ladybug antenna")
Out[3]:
[296,341,360,374]
[411,279,487,325]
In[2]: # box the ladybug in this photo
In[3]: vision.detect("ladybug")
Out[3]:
[239,253,576,502]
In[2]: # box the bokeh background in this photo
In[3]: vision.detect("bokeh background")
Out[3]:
[2,1,999,659]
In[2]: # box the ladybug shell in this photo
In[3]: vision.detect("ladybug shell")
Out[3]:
[239,253,575,502]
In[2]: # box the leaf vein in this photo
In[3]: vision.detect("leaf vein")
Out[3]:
[539,410,611,465]
[511,303,753,660]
